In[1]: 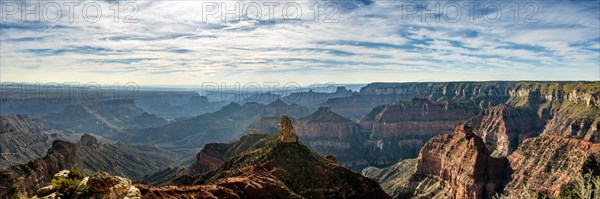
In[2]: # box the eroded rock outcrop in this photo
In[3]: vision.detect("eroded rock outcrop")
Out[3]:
[294,107,367,169]
[415,125,509,198]
[141,116,391,198]
[322,82,600,143]
[263,99,310,118]
[0,140,77,197]
[0,114,71,169]
[0,134,178,198]
[360,98,480,138]
[466,103,543,157]
[190,133,272,174]
[364,125,510,199]
[32,170,141,199]
[279,115,298,143]
[504,136,600,197]
[295,107,358,138]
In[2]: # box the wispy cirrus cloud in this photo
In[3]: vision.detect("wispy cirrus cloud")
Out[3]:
[0,0,598,85]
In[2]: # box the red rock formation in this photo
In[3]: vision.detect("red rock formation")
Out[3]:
[415,124,508,199]
[262,99,309,118]
[0,114,69,169]
[360,98,480,138]
[279,115,298,143]
[191,134,272,174]
[295,107,358,139]
[0,134,178,198]
[466,103,542,157]
[504,136,600,197]
[191,143,229,173]
[0,140,78,197]
[141,116,390,198]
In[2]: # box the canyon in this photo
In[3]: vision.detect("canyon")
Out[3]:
[0,133,178,198]
[2,81,600,198]
[136,116,391,198]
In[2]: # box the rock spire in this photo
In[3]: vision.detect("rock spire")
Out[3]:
[278,115,297,143]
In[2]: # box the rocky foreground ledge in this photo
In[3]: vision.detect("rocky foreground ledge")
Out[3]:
[32,169,140,199]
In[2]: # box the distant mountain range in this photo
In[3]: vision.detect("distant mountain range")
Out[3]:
[1,81,599,198]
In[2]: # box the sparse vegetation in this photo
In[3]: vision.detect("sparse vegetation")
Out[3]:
[494,172,600,199]
[50,168,86,198]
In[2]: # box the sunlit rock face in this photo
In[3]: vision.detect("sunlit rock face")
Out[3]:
[279,115,298,143]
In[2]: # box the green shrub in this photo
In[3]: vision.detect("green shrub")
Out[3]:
[68,168,85,180]
[51,177,81,198]
[50,168,86,198]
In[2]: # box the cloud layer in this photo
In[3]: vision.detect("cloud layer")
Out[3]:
[1,0,599,85]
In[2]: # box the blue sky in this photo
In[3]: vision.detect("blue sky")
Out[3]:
[0,0,599,86]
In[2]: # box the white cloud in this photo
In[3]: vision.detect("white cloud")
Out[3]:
[0,0,598,85]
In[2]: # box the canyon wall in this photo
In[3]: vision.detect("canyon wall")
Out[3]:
[364,127,600,199]
[0,114,71,169]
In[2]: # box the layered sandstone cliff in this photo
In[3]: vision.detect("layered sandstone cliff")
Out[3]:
[364,125,510,199]
[0,140,77,197]
[504,136,600,197]
[262,99,310,118]
[0,134,178,198]
[415,125,509,198]
[466,103,543,157]
[296,107,358,138]
[364,129,600,198]
[190,134,271,174]
[0,114,71,169]
[357,98,480,169]
[360,98,480,137]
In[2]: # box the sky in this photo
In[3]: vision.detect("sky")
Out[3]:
[0,0,599,86]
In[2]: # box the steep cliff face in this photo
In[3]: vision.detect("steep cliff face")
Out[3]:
[323,82,516,120]
[294,107,370,169]
[360,98,480,137]
[0,140,78,197]
[362,159,420,199]
[506,82,600,142]
[364,132,600,199]
[540,89,600,142]
[0,134,179,198]
[364,125,510,199]
[322,82,599,129]
[74,134,180,180]
[296,107,359,138]
[504,136,600,197]
[415,125,509,198]
[190,134,272,174]
[466,103,543,157]
[282,86,353,108]
[139,116,391,198]
[262,99,310,118]
[0,114,72,169]
[279,115,298,143]
[247,99,481,170]
[357,98,480,169]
